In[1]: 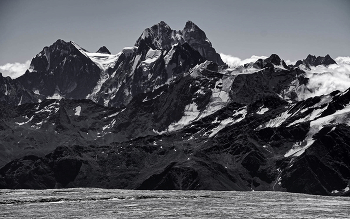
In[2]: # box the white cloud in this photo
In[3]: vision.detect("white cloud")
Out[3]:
[301,58,350,99]
[220,54,350,100]
[335,56,350,65]
[0,60,30,79]
[241,55,268,65]
[220,53,241,68]
[220,53,267,68]
[285,60,296,66]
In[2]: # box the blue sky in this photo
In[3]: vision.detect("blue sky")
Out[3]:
[0,0,349,77]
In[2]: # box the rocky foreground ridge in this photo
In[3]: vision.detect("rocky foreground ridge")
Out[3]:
[0,21,349,196]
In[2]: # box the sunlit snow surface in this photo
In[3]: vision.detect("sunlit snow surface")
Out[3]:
[163,64,236,133]
[84,53,120,101]
[1,188,349,218]
[85,52,121,71]
[71,41,120,71]
[71,41,123,102]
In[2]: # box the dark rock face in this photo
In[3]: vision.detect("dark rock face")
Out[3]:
[281,125,350,195]
[47,146,83,188]
[0,21,350,196]
[0,73,37,105]
[182,21,224,65]
[229,65,303,104]
[0,155,55,189]
[135,21,224,65]
[0,21,221,108]
[250,54,289,70]
[135,21,176,51]
[96,46,111,54]
[92,41,205,108]
[7,22,211,109]
[1,84,350,195]
[0,98,121,167]
[0,146,82,189]
[16,40,101,100]
[295,54,337,68]
[319,88,350,118]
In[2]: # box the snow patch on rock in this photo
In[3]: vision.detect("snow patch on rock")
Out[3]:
[47,92,63,100]
[103,119,116,131]
[168,102,200,132]
[209,107,247,137]
[85,52,121,71]
[259,105,298,129]
[74,106,81,116]
[285,104,350,157]
[198,76,234,119]
[256,107,269,115]
[15,115,34,126]
[35,101,59,115]
[4,84,8,95]
[18,96,23,105]
[122,46,137,56]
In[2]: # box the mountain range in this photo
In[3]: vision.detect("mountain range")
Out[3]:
[0,21,349,196]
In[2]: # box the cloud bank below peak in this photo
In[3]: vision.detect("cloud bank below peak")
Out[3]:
[301,57,350,99]
[1,55,350,101]
[0,61,30,79]
[219,53,268,68]
[220,53,350,100]
[335,56,350,65]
